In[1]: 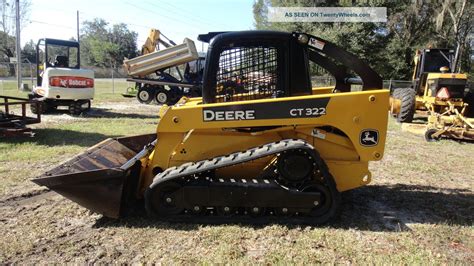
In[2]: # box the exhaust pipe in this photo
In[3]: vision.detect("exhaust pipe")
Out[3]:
[33,134,156,218]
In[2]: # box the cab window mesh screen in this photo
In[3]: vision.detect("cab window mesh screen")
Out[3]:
[216,46,278,102]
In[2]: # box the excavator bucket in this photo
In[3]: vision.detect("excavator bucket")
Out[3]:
[33,134,156,218]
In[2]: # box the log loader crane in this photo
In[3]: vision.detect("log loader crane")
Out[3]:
[390,48,473,141]
[33,31,389,224]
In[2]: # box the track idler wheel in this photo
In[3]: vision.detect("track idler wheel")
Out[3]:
[145,181,184,216]
[301,179,340,224]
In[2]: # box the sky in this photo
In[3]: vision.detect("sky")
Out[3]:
[21,0,255,52]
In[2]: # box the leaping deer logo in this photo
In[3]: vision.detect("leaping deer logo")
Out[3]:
[362,132,377,144]
[360,130,378,146]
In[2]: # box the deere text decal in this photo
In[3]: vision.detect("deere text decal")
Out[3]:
[203,98,330,122]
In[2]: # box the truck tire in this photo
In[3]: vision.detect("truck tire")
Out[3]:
[154,87,170,105]
[392,88,416,123]
[424,128,440,142]
[137,86,155,104]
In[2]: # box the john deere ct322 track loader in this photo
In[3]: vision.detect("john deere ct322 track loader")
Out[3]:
[34,31,389,224]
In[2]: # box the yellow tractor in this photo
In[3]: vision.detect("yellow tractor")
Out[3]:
[390,48,473,141]
[33,31,389,224]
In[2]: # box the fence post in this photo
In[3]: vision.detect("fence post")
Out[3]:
[30,63,34,89]
[111,66,115,94]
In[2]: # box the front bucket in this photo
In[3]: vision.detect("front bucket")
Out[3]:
[33,134,156,218]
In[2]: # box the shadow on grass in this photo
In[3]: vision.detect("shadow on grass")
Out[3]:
[37,107,158,119]
[85,108,158,119]
[336,184,473,231]
[1,128,115,147]
[411,116,428,125]
[92,183,473,232]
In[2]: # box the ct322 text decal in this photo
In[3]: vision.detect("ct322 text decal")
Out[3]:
[203,98,330,122]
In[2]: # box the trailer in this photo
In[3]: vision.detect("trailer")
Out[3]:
[122,30,205,105]
[0,95,41,137]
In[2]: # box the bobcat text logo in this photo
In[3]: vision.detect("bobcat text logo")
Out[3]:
[203,109,256,121]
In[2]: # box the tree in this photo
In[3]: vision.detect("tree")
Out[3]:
[384,1,434,79]
[434,0,473,73]
[21,39,35,63]
[252,0,473,80]
[88,38,120,67]
[0,29,13,61]
[0,0,30,34]
[80,18,138,67]
[0,0,31,75]
[253,0,392,78]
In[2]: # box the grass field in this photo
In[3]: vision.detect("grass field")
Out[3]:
[0,86,473,263]
[0,78,134,102]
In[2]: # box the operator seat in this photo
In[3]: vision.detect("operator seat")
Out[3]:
[54,55,69,68]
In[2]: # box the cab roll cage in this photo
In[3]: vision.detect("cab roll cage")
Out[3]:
[198,31,382,103]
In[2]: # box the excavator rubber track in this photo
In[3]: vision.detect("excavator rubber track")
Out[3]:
[145,139,341,224]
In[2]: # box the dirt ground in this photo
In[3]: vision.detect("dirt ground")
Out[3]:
[0,100,473,264]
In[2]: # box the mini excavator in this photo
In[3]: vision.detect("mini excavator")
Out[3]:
[34,31,389,224]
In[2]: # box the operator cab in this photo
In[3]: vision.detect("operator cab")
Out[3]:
[36,38,80,86]
[413,48,467,99]
[198,31,382,104]
[184,53,206,84]
[415,48,454,75]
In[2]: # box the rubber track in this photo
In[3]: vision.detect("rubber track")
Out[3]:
[145,139,341,225]
[145,139,341,224]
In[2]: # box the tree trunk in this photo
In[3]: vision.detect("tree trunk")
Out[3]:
[4,49,16,76]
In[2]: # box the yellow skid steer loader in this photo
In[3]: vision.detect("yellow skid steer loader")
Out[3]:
[34,31,389,224]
